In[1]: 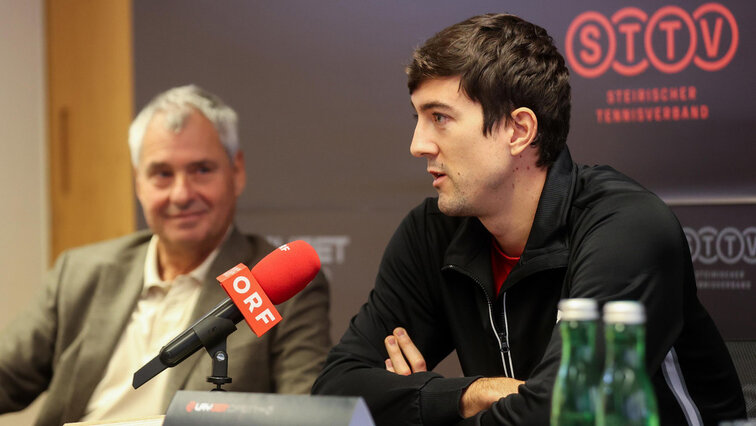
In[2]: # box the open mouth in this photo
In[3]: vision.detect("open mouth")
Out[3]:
[430,171,446,187]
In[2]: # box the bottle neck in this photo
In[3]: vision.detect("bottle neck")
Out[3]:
[560,319,597,364]
[604,322,646,369]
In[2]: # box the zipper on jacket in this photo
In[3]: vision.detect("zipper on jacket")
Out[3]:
[444,264,510,376]
[486,301,510,377]
[498,330,512,377]
[500,293,516,377]
[498,333,509,352]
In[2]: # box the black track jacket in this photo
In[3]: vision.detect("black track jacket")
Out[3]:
[313,148,745,425]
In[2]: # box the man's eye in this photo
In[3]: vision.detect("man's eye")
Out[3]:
[432,113,448,124]
[147,170,172,187]
[195,164,216,175]
[150,170,172,179]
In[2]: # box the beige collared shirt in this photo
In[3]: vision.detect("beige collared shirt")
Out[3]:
[81,235,221,422]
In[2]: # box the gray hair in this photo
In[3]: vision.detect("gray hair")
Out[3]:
[128,85,239,166]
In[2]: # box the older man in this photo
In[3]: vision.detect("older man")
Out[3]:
[0,85,331,425]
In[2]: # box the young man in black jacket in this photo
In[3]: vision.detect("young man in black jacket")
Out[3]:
[312,13,746,425]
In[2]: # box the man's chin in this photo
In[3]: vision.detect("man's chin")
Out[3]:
[437,197,470,217]
[160,229,211,249]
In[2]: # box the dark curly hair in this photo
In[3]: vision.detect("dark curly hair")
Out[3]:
[407,14,571,167]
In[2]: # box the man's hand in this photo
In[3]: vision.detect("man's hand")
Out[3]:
[383,327,523,418]
[460,377,524,418]
[383,327,427,375]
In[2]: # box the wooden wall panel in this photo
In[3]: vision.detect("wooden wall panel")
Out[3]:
[47,0,135,261]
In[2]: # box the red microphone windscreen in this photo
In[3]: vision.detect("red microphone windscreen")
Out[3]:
[250,240,321,304]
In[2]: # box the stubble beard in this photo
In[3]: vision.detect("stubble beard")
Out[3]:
[436,185,473,217]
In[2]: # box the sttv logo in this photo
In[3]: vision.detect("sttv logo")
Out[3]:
[684,226,756,265]
[565,3,739,78]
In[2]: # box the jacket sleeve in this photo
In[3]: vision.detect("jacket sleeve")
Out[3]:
[564,192,688,370]
[312,208,478,426]
[0,253,64,413]
[475,192,689,425]
[269,269,333,394]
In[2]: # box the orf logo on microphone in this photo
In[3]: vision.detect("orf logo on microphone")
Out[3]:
[217,263,282,337]
[565,3,739,78]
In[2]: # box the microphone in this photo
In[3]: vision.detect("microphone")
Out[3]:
[132,240,320,389]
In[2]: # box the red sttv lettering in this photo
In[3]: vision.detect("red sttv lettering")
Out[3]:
[565,3,739,77]
[217,263,282,337]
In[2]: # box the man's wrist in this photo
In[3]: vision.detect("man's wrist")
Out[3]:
[460,378,489,418]
[459,377,525,418]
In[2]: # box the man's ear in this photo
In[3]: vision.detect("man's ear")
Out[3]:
[233,150,247,196]
[508,107,538,156]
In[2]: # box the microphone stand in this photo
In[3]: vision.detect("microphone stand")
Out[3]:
[133,298,244,391]
[193,315,236,391]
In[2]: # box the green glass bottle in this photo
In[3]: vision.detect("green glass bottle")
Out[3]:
[550,298,600,426]
[597,301,659,426]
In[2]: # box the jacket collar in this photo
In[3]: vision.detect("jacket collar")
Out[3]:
[521,147,575,261]
[443,217,497,300]
[442,147,576,297]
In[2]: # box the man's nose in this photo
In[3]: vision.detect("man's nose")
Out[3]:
[169,174,194,206]
[409,123,438,158]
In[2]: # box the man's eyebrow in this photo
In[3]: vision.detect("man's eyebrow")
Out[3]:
[143,159,216,172]
[144,162,170,173]
[414,101,457,113]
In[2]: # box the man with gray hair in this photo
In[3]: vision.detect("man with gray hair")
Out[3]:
[0,85,331,425]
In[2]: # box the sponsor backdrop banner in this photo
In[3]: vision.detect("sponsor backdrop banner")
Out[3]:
[672,204,755,339]
[133,0,755,359]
